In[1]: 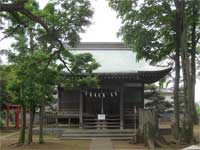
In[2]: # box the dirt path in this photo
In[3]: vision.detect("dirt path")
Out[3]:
[0,131,19,140]
[0,131,19,149]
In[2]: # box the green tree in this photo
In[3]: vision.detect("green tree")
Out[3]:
[0,65,18,129]
[144,85,173,113]
[108,1,181,139]
[8,32,99,144]
[1,0,99,145]
[109,0,200,143]
[0,65,16,109]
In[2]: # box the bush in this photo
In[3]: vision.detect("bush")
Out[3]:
[0,111,6,118]
[196,105,200,118]
[0,119,5,127]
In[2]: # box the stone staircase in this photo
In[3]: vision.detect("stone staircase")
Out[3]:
[61,129,136,139]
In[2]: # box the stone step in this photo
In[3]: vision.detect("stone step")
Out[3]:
[61,130,136,139]
[60,136,133,140]
[62,129,136,134]
[84,122,120,125]
[62,133,135,137]
[83,125,120,129]
[84,118,120,121]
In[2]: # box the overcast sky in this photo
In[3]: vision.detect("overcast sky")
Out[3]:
[38,0,122,42]
[0,0,200,103]
[80,0,122,42]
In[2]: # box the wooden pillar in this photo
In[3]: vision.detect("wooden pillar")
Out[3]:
[6,107,10,128]
[120,87,124,130]
[141,84,144,108]
[68,118,71,127]
[79,90,83,128]
[15,106,20,129]
[57,85,61,111]
[46,117,48,128]
[56,117,58,128]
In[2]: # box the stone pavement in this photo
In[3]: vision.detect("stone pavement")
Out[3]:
[89,138,113,150]
[182,144,200,150]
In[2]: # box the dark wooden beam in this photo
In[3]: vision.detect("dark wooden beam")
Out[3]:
[79,90,83,128]
[120,87,124,130]
[141,84,144,108]
[57,85,61,111]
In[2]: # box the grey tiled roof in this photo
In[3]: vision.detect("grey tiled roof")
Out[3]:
[71,49,170,73]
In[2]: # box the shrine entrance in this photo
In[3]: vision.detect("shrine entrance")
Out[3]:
[80,89,121,129]
[2,105,21,129]
[83,89,120,116]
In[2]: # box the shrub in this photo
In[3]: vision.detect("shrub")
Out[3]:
[196,105,200,118]
[0,119,5,127]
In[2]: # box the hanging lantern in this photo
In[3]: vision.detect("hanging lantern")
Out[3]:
[98,93,101,98]
[111,92,113,97]
[102,93,105,98]
[134,106,137,113]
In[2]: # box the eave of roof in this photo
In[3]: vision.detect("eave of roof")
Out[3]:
[64,67,171,84]
[63,43,172,84]
[70,49,171,74]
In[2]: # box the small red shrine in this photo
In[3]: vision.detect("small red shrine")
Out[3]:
[5,105,20,129]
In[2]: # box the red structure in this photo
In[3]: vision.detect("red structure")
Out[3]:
[5,105,20,129]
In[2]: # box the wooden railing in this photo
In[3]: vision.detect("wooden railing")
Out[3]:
[44,109,80,127]
[45,109,79,117]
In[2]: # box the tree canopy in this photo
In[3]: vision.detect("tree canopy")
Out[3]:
[109,0,200,143]
[109,0,200,62]
[0,0,99,145]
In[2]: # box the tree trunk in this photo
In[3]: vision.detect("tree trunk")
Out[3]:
[173,50,180,139]
[139,109,158,149]
[27,27,36,145]
[27,105,35,144]
[174,0,193,143]
[39,100,45,144]
[190,0,198,124]
[18,85,26,144]
[181,24,193,143]
[18,104,26,144]
[173,0,182,139]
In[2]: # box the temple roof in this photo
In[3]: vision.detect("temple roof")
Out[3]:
[71,49,170,74]
[66,42,171,84]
